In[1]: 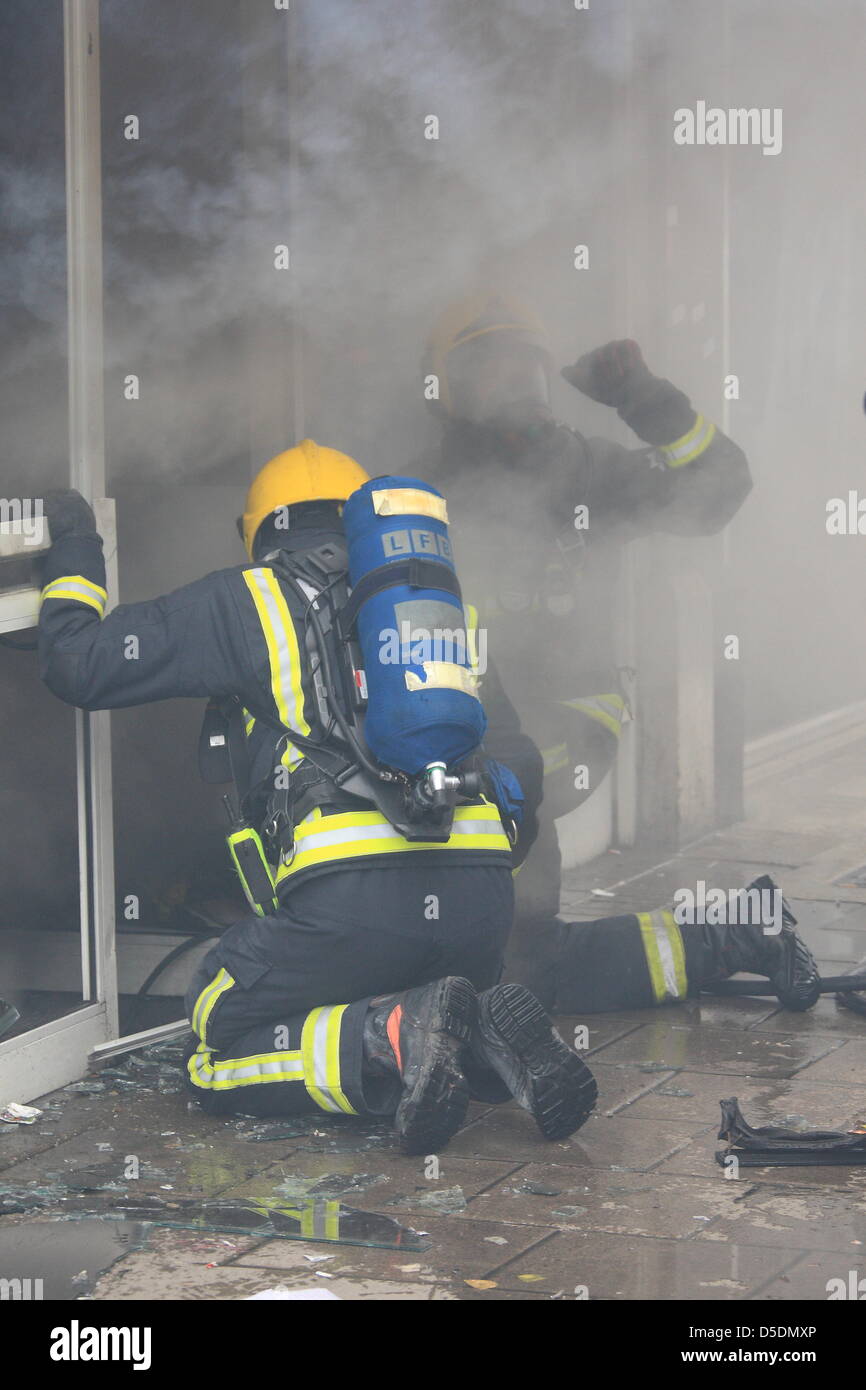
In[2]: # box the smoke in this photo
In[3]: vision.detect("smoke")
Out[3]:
[2,0,866,932]
[0,0,682,477]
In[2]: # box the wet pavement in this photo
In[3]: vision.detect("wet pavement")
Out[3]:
[3,738,866,1300]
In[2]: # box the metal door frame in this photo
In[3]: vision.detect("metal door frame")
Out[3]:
[0,1,120,1101]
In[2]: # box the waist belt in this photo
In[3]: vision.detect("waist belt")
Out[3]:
[275,800,510,889]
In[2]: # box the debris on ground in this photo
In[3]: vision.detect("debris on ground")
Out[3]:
[0,1102,42,1125]
[246,1287,341,1300]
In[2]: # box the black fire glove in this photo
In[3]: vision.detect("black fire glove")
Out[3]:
[561,339,654,408]
[42,489,97,542]
[562,340,696,447]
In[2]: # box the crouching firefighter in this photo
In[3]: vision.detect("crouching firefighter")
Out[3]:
[36,443,597,1153]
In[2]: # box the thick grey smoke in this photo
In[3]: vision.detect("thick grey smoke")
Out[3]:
[3,0,866,938]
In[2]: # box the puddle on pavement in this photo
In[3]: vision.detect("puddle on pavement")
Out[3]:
[0,1218,149,1299]
[139,1197,430,1250]
[0,1193,430,1271]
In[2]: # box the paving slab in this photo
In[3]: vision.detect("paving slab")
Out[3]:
[233,1210,552,1288]
[486,1230,799,1300]
[463,1165,740,1238]
[693,1181,866,1253]
[449,1105,714,1171]
[89,1227,436,1300]
[749,997,866,1037]
[753,1248,866,1301]
[591,1021,844,1078]
[577,1060,678,1115]
[552,1013,646,1055]
[794,1038,866,1085]
[684,827,837,867]
[676,997,781,1031]
[618,1069,866,1128]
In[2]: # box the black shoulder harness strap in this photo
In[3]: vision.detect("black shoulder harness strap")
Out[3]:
[337,557,461,638]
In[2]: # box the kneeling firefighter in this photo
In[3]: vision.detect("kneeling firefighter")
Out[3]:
[36,442,597,1152]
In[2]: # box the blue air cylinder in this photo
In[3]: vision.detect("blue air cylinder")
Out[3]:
[341,475,486,775]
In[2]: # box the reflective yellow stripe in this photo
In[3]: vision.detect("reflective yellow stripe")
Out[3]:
[451,321,531,352]
[44,574,107,601]
[242,703,304,770]
[405,661,478,695]
[637,910,688,1003]
[191,967,235,1043]
[463,604,480,677]
[301,1005,357,1115]
[371,487,448,522]
[187,1042,213,1088]
[659,413,717,468]
[242,567,310,735]
[560,693,626,740]
[41,574,107,616]
[275,802,510,884]
[280,742,305,770]
[541,741,570,777]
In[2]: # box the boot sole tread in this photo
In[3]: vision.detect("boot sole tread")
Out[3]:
[484,984,598,1141]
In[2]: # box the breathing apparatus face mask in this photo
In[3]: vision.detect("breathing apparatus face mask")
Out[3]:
[445,335,553,438]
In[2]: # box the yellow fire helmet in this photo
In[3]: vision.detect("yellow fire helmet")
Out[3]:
[423,291,552,415]
[242,438,370,558]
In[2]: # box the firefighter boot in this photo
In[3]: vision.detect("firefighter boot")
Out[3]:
[362,976,477,1155]
[698,875,820,1011]
[0,997,19,1040]
[464,983,598,1140]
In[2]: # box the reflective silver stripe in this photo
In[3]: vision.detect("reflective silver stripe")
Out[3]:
[43,574,106,600]
[301,1005,356,1115]
[639,909,688,1001]
[311,1204,330,1238]
[660,414,716,467]
[651,911,680,998]
[313,1007,341,1113]
[41,580,107,614]
[212,1055,304,1084]
[245,567,309,734]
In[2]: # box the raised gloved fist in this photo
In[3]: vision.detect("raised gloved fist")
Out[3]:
[561,339,652,408]
[42,488,97,542]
